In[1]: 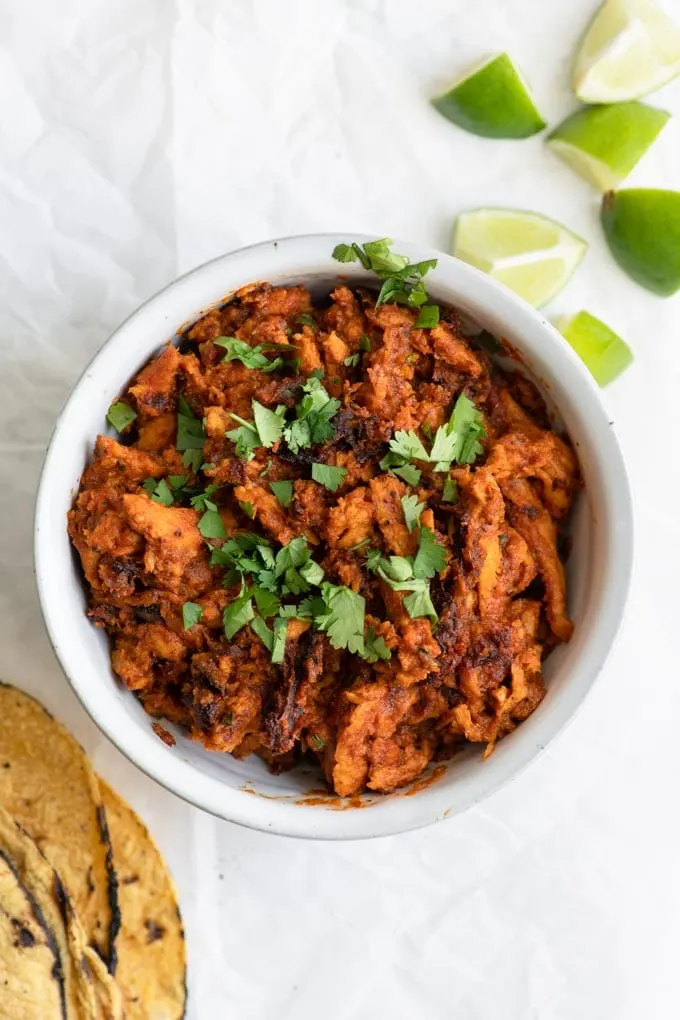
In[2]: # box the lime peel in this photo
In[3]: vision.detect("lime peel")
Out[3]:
[547,101,670,191]
[432,53,546,139]
[555,311,633,386]
[601,187,680,296]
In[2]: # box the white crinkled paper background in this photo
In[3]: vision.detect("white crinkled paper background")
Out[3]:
[1,1,679,1017]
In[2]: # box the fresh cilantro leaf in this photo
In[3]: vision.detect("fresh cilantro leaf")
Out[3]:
[314,583,365,655]
[150,478,174,506]
[393,464,422,486]
[413,527,446,580]
[359,333,371,352]
[176,396,206,452]
[415,304,440,329]
[283,377,340,453]
[343,353,360,367]
[403,587,437,622]
[429,394,485,469]
[260,458,273,477]
[223,712,234,726]
[271,617,288,664]
[402,582,438,623]
[106,401,137,433]
[274,537,310,578]
[475,329,502,354]
[309,734,326,750]
[252,400,285,448]
[182,601,203,630]
[364,547,384,573]
[311,462,347,492]
[401,493,425,534]
[362,627,392,663]
[270,480,293,507]
[442,477,458,503]
[223,587,255,640]
[190,485,221,512]
[214,336,283,373]
[182,449,203,472]
[389,430,429,463]
[250,615,274,652]
[142,478,157,495]
[252,586,280,619]
[198,508,226,539]
[168,474,188,489]
[239,500,255,519]
[296,312,317,329]
[380,556,414,583]
[299,558,325,586]
[293,595,326,619]
[226,415,260,460]
[332,243,359,263]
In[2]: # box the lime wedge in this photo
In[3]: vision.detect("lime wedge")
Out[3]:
[432,53,546,139]
[601,188,680,295]
[547,101,669,191]
[573,0,680,102]
[452,209,587,307]
[555,311,633,386]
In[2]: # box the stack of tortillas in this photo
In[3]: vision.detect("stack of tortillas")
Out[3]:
[0,683,186,1018]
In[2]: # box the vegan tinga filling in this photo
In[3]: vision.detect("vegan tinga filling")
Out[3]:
[68,240,579,797]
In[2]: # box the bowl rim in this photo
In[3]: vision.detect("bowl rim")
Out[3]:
[34,233,634,840]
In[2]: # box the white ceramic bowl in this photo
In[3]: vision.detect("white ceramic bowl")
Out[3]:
[35,234,633,840]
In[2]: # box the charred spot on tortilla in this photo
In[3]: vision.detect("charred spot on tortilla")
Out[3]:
[11,918,37,948]
[144,919,165,943]
[97,803,121,974]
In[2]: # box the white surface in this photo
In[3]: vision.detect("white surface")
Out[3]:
[1,0,678,1014]
[35,234,633,839]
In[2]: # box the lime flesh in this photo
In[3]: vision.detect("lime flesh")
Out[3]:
[432,53,546,139]
[555,311,633,386]
[453,209,587,307]
[547,102,670,191]
[574,0,680,102]
[601,188,680,296]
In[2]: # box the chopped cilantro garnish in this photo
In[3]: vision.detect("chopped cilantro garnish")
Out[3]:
[362,627,392,663]
[415,304,440,329]
[393,464,422,486]
[402,583,438,623]
[271,617,288,664]
[106,401,137,433]
[388,430,429,463]
[429,394,485,470]
[250,615,274,652]
[214,336,284,373]
[190,485,220,512]
[226,414,260,460]
[223,586,255,640]
[343,353,360,367]
[182,601,203,630]
[270,480,293,507]
[182,449,203,473]
[401,493,425,534]
[197,508,226,539]
[283,377,340,453]
[150,478,174,506]
[239,500,255,519]
[176,396,206,453]
[332,239,439,317]
[260,458,273,477]
[413,527,446,579]
[253,400,285,448]
[442,477,459,504]
[311,463,347,492]
[296,312,317,329]
[359,333,372,352]
[252,586,280,619]
[314,583,366,655]
[309,733,326,750]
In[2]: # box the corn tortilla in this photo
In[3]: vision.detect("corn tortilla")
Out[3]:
[0,848,65,1019]
[0,683,119,966]
[101,782,187,1020]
